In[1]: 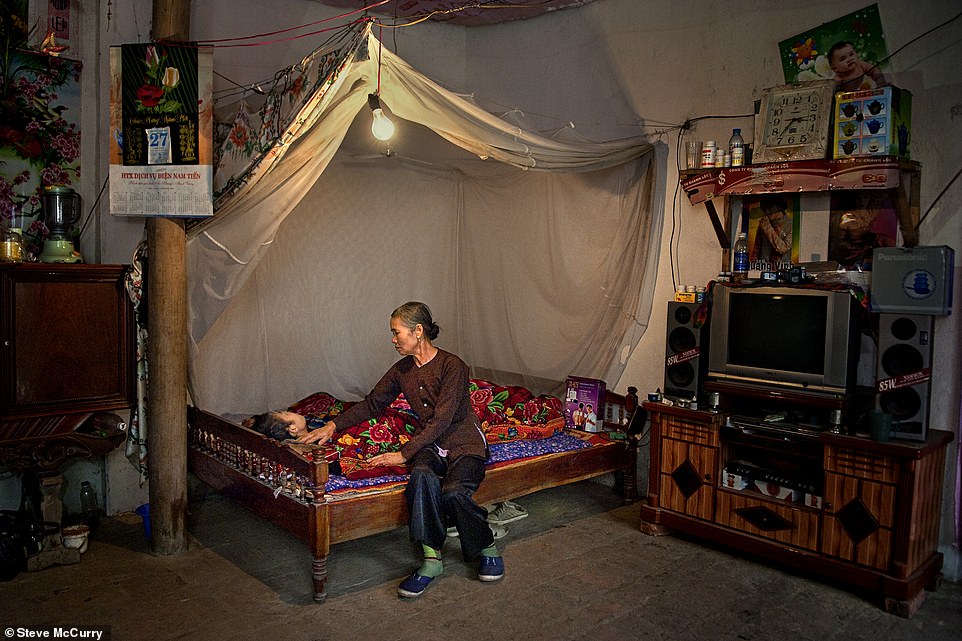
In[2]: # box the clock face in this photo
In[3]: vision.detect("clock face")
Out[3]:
[754,80,836,163]
[765,89,825,148]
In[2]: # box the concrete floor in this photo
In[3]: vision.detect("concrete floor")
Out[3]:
[3,478,960,641]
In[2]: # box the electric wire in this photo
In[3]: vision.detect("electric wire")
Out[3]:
[370,1,564,29]
[78,175,109,242]
[915,165,962,232]
[144,2,958,233]
[187,1,390,46]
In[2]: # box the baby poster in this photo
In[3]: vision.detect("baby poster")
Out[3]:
[778,4,890,91]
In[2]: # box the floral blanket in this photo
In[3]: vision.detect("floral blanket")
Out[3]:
[285,379,565,480]
[468,379,564,442]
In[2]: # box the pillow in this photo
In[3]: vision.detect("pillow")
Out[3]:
[469,379,564,443]
[288,392,355,426]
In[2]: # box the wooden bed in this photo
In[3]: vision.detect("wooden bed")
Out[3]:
[186,390,640,602]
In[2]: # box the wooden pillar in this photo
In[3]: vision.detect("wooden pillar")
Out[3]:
[146,0,191,556]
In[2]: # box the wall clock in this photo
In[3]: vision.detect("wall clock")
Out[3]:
[753,79,836,163]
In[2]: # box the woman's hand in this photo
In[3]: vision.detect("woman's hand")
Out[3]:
[368,451,405,467]
[297,422,336,445]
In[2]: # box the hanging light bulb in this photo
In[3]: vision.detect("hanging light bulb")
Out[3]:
[368,93,395,141]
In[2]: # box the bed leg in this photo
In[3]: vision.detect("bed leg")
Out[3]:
[312,555,328,602]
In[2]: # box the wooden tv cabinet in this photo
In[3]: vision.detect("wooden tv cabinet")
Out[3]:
[639,401,952,617]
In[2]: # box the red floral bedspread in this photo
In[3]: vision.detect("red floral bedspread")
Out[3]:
[286,379,565,480]
[468,379,564,443]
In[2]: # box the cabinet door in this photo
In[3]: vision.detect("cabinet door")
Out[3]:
[715,490,820,551]
[659,437,716,520]
[821,448,898,571]
[1,264,135,420]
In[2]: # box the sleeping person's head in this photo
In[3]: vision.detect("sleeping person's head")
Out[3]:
[242,410,308,440]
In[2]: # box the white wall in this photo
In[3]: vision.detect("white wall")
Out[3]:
[66,0,961,579]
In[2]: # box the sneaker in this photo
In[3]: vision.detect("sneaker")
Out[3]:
[487,500,528,525]
[446,524,508,539]
[397,572,434,598]
[478,555,505,582]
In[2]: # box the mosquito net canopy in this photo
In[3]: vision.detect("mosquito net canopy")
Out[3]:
[186,23,665,416]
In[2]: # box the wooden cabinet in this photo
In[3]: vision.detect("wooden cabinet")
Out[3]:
[640,402,952,617]
[0,264,134,471]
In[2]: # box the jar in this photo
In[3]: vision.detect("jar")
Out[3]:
[701,141,716,168]
[0,228,26,263]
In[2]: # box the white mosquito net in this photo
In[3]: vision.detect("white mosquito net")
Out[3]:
[186,23,665,416]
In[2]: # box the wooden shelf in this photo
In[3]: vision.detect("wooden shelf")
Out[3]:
[1,264,134,472]
[681,156,919,205]
[680,156,920,249]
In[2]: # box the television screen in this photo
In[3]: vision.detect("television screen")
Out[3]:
[726,293,828,375]
[708,285,860,394]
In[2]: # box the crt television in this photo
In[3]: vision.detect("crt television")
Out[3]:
[707,285,862,395]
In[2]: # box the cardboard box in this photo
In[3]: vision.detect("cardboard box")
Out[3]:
[754,480,796,502]
[564,376,606,432]
[803,493,823,509]
[833,86,912,159]
[721,471,750,491]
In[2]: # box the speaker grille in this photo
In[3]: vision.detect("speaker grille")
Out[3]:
[664,301,709,400]
[876,313,932,441]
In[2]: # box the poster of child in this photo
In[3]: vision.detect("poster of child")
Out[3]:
[827,41,887,91]
[742,195,801,272]
[828,191,899,268]
[778,4,890,88]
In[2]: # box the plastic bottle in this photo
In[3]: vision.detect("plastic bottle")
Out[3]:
[729,128,745,167]
[701,141,716,168]
[79,481,100,531]
[733,232,749,282]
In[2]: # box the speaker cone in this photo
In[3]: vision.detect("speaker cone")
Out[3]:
[881,343,924,377]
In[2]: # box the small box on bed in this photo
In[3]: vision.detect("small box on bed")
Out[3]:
[564,376,606,432]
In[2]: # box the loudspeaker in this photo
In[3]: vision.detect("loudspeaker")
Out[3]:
[664,301,710,401]
[876,313,933,441]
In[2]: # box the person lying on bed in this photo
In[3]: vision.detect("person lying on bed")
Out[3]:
[241,411,310,441]
[295,301,503,598]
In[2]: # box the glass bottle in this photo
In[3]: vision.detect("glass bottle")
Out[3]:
[0,227,26,263]
[79,481,100,531]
